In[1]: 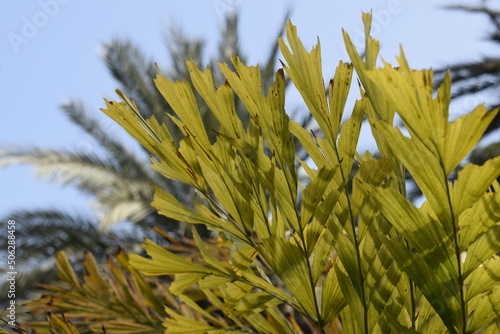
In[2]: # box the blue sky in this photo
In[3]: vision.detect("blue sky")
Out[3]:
[0,0,494,218]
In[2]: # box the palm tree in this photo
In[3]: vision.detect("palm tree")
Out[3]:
[0,12,297,305]
[434,0,500,161]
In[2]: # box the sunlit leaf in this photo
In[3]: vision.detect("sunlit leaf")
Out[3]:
[129,239,213,276]
[464,255,500,302]
[46,312,80,334]
[467,285,500,333]
[163,308,220,334]
[381,237,461,333]
[258,237,318,319]
[452,156,500,217]
[320,266,347,325]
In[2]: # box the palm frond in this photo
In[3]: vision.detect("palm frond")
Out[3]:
[0,210,137,260]
[0,209,143,305]
[1,147,149,193]
[0,147,156,225]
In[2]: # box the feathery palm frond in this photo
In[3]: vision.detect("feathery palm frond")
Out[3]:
[1,210,125,259]
[0,209,142,306]
[0,144,156,228]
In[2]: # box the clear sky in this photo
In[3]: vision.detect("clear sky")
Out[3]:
[0,0,494,218]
